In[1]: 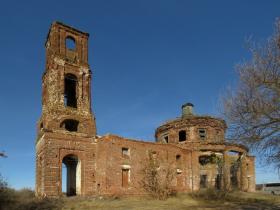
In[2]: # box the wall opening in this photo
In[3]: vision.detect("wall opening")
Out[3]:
[176,155,182,171]
[198,128,206,140]
[151,151,157,160]
[164,135,169,143]
[62,155,81,196]
[199,155,214,165]
[122,169,129,188]
[62,163,67,194]
[215,174,222,190]
[179,130,186,142]
[66,36,76,50]
[64,74,77,108]
[230,162,239,189]
[122,148,129,158]
[60,119,79,132]
[200,174,207,188]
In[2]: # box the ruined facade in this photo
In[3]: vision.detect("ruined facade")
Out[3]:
[35,22,256,197]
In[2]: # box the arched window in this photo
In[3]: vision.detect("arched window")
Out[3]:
[66,36,76,50]
[60,119,79,132]
[64,74,77,108]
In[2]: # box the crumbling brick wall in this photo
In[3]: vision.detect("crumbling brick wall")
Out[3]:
[35,22,255,197]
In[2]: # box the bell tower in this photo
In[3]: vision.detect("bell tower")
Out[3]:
[36,22,97,197]
[39,21,96,136]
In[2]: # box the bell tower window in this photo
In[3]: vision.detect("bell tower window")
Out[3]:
[60,119,79,132]
[66,36,76,50]
[64,74,77,108]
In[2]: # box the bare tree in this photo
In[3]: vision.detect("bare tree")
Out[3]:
[222,19,280,168]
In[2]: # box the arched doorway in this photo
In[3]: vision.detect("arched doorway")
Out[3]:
[62,154,81,196]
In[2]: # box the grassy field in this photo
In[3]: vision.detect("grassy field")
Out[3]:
[1,187,280,210]
[62,192,280,210]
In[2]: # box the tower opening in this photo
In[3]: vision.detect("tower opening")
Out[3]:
[60,119,79,132]
[62,155,81,196]
[66,36,76,50]
[64,74,77,108]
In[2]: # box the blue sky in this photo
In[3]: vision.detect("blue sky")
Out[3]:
[0,0,279,189]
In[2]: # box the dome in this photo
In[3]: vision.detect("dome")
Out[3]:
[155,104,227,144]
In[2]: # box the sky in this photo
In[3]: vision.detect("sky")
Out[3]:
[0,0,279,189]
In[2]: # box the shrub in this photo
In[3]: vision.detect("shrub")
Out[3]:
[192,188,229,200]
[140,151,176,200]
[16,198,63,210]
[0,175,17,210]
[0,175,63,210]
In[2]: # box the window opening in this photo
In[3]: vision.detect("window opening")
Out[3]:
[122,148,129,157]
[61,119,79,132]
[64,74,77,108]
[66,36,76,50]
[200,175,207,188]
[179,130,186,142]
[164,135,169,143]
[198,128,206,140]
[215,174,222,190]
[151,151,157,159]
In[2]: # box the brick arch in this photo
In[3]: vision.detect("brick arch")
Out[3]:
[225,146,247,155]
[60,151,84,196]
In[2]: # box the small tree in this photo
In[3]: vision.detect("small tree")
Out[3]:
[140,151,175,200]
[222,19,280,168]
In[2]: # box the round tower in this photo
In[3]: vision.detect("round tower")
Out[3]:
[155,103,227,144]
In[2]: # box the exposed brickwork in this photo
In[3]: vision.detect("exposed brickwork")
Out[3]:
[35,22,255,197]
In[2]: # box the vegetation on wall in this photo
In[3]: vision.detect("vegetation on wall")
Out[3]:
[140,151,176,200]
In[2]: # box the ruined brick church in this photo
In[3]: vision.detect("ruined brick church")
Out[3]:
[35,22,255,197]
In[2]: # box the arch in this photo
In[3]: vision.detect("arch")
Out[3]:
[62,154,81,196]
[64,73,77,108]
[65,36,76,50]
[60,119,79,132]
[199,155,216,165]
[199,153,222,190]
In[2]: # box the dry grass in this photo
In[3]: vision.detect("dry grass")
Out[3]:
[62,194,200,210]
[1,183,280,210]
[62,192,280,210]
